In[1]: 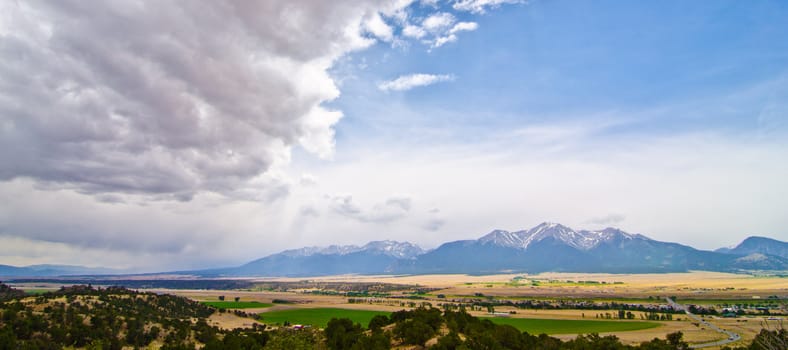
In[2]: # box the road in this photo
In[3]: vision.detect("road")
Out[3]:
[665,298,741,348]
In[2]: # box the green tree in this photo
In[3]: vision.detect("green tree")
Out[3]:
[325,318,363,350]
[394,319,434,346]
[432,331,464,350]
[368,315,391,332]
[666,331,689,350]
[350,332,390,350]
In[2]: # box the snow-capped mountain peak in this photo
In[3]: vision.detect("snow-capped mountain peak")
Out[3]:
[279,240,424,259]
[280,244,363,257]
[519,222,586,249]
[476,223,647,251]
[479,229,524,247]
[362,240,424,259]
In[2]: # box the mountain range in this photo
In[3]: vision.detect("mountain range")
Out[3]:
[0,264,121,277]
[2,223,786,278]
[212,222,787,277]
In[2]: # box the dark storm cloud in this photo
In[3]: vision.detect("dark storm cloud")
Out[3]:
[0,0,403,200]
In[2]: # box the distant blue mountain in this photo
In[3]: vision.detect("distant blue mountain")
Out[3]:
[716,236,788,259]
[219,223,787,277]
[225,240,424,277]
[0,264,121,277]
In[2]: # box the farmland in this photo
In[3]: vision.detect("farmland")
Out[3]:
[258,307,390,328]
[483,317,660,334]
[200,301,273,309]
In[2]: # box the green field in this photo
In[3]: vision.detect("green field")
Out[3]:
[22,289,53,295]
[201,301,273,309]
[484,317,660,334]
[258,308,390,328]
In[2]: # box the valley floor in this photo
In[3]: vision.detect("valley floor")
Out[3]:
[87,271,781,349]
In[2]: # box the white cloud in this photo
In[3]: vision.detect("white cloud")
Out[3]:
[402,24,427,38]
[453,0,524,14]
[432,34,459,47]
[0,1,412,201]
[364,12,394,41]
[378,73,455,91]
[409,15,478,48]
[422,12,456,32]
[450,21,479,34]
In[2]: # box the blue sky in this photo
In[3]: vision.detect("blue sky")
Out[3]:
[0,0,786,270]
[333,0,788,142]
[296,0,788,251]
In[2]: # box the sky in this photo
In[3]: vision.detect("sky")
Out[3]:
[1,0,787,272]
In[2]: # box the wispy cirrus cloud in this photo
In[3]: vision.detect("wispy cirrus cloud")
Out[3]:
[433,21,479,47]
[378,73,455,92]
[453,0,525,14]
[399,12,479,48]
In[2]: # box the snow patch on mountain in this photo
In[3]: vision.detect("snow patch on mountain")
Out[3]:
[279,240,423,259]
[362,240,425,259]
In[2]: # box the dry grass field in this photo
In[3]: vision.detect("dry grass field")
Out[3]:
[272,271,786,299]
[207,311,263,330]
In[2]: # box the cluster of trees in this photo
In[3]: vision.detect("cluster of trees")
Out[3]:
[0,283,327,350]
[2,283,786,350]
[0,282,25,302]
[591,311,675,321]
[0,284,219,349]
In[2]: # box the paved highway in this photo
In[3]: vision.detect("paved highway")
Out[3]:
[665,298,741,348]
